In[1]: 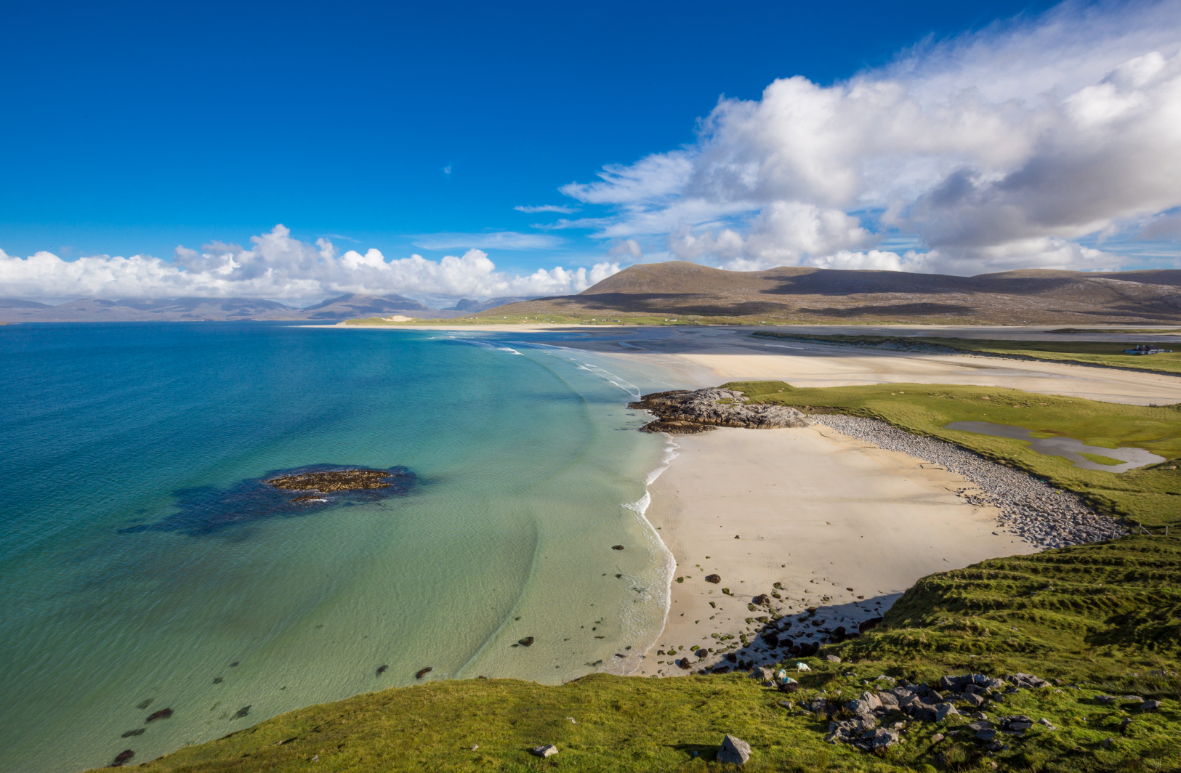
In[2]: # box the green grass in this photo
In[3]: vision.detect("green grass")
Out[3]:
[724,381,1181,526]
[752,332,1181,376]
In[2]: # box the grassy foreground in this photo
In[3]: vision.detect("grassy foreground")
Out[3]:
[752,332,1181,376]
[725,381,1181,526]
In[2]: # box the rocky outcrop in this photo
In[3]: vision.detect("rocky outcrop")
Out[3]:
[717,735,752,765]
[629,389,810,434]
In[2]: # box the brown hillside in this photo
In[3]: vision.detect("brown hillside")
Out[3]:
[478,262,1181,324]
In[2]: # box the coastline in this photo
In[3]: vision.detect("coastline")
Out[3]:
[629,423,1040,676]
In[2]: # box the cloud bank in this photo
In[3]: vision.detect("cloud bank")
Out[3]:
[560,0,1181,274]
[0,226,620,303]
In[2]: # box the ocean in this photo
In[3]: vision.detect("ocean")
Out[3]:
[0,322,686,772]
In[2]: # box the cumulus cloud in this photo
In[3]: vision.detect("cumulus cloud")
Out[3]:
[559,0,1181,274]
[0,225,620,302]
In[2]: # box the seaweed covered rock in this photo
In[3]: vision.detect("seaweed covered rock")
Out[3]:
[629,389,809,434]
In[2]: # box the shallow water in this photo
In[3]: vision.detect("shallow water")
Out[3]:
[0,323,688,772]
[945,421,1165,473]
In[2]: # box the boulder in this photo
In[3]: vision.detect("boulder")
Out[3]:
[935,703,960,722]
[860,692,883,710]
[867,728,901,750]
[112,750,135,767]
[705,574,721,584]
[858,617,883,634]
[825,655,841,663]
[717,735,752,765]
[1143,700,1163,711]
[531,745,558,758]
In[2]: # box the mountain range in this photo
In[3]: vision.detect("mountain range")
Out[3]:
[477,263,1181,325]
[0,294,534,323]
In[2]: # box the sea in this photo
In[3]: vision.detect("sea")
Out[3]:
[0,322,688,773]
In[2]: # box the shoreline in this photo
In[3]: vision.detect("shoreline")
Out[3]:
[629,422,1045,677]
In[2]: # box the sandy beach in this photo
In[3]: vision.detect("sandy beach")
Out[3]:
[342,322,1181,676]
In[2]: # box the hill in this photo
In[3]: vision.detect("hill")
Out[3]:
[475,263,1181,325]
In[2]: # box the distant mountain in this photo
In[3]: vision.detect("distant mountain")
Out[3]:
[450,296,539,314]
[0,292,534,323]
[476,262,1181,325]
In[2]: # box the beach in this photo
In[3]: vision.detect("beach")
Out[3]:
[633,424,1039,675]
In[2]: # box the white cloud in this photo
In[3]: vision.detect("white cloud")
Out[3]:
[514,204,581,214]
[411,232,563,251]
[608,239,643,259]
[559,0,1181,274]
[0,225,620,302]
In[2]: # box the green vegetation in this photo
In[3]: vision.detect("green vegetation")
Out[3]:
[725,380,1181,525]
[753,331,1181,376]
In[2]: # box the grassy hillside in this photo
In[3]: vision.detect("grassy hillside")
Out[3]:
[724,381,1181,525]
[753,332,1181,376]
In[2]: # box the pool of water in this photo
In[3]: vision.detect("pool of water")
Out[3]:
[945,421,1165,473]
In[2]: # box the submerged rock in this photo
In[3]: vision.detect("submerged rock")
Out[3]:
[145,708,173,723]
[415,667,433,679]
[120,729,145,738]
[376,665,388,676]
[233,705,251,719]
[112,749,135,767]
[266,469,399,493]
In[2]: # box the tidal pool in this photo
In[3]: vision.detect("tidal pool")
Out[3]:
[945,421,1165,473]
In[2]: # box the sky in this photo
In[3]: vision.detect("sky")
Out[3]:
[2,0,1180,305]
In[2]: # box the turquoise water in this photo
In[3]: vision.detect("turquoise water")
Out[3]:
[0,323,686,772]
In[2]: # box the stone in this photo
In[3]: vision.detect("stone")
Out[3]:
[931,733,945,743]
[1038,718,1056,729]
[612,545,624,550]
[717,735,752,765]
[518,637,535,647]
[112,750,135,767]
[858,617,883,633]
[868,729,901,749]
[877,692,899,710]
[1143,700,1162,711]
[376,665,387,676]
[145,708,173,723]
[415,667,433,679]
[935,703,960,722]
[705,574,721,584]
[531,745,558,758]
[121,729,145,738]
[860,692,882,710]
[233,705,251,719]
[631,388,811,434]
[753,667,775,682]
[962,692,986,708]
[826,655,841,663]
[752,594,770,606]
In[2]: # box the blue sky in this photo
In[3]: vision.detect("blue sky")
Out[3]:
[2,0,1180,303]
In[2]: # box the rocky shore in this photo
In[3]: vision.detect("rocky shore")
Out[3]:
[628,388,810,434]
[809,415,1126,549]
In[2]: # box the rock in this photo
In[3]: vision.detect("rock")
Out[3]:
[1039,718,1056,729]
[376,665,388,676]
[1009,721,1032,732]
[112,749,135,767]
[877,692,899,710]
[860,692,882,710]
[234,705,251,719]
[267,469,400,493]
[752,594,770,606]
[531,745,558,758]
[868,728,900,749]
[1121,695,1145,704]
[1143,700,1162,711]
[677,658,693,670]
[631,388,810,434]
[611,545,624,550]
[518,637,535,647]
[825,655,841,663]
[415,667,433,679]
[753,667,775,682]
[962,692,986,708]
[931,733,945,743]
[145,708,173,723]
[858,617,883,634]
[935,703,960,722]
[120,729,145,738]
[705,574,721,584]
[1096,695,1118,704]
[717,735,752,765]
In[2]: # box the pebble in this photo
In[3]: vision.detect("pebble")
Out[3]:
[811,415,1126,549]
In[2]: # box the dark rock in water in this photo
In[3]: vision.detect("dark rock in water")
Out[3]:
[145,708,173,723]
[213,677,223,684]
[705,574,721,584]
[118,464,417,537]
[631,388,809,434]
[376,665,388,676]
[136,699,153,710]
[112,749,135,766]
[518,637,535,647]
[233,705,251,719]
[267,469,397,493]
[416,667,433,679]
[120,729,145,738]
[725,653,738,663]
[612,545,624,550]
[230,662,239,667]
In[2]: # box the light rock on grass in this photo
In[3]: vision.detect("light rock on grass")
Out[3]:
[717,735,751,765]
[531,745,558,758]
